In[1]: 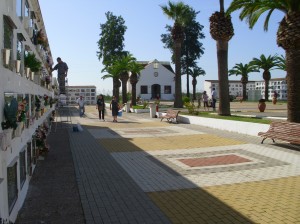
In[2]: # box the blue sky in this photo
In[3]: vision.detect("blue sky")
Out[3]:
[39,0,285,95]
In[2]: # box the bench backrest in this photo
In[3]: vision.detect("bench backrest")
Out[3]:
[167,109,180,116]
[270,121,300,133]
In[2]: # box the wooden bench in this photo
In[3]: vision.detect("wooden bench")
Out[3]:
[258,121,300,144]
[160,110,180,123]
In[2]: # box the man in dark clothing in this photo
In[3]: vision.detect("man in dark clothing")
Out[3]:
[52,57,68,94]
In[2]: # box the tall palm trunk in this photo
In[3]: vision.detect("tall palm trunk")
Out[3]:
[120,72,129,104]
[209,1,234,116]
[241,76,248,100]
[174,39,183,108]
[286,49,300,122]
[192,77,197,100]
[130,73,138,106]
[277,12,300,122]
[217,40,230,115]
[263,70,271,100]
[186,55,190,98]
[113,77,121,101]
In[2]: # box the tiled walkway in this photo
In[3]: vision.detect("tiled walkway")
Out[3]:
[18,108,300,223]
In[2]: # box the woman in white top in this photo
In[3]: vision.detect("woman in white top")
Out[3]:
[202,91,209,111]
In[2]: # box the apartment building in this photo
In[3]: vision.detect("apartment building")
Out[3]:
[66,85,97,105]
[0,0,54,222]
[204,80,256,99]
[255,78,287,100]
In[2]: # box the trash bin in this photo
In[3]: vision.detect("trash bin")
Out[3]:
[149,103,156,118]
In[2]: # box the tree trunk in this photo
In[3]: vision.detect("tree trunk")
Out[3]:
[217,40,230,115]
[263,70,271,101]
[242,82,247,100]
[120,72,129,104]
[186,68,190,98]
[192,77,197,100]
[286,49,300,123]
[113,77,121,102]
[131,82,137,106]
[174,40,183,108]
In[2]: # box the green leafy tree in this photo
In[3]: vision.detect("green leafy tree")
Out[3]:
[250,54,279,101]
[228,63,259,100]
[161,1,190,108]
[188,66,206,100]
[97,11,127,98]
[227,0,300,122]
[161,6,205,98]
[209,0,234,116]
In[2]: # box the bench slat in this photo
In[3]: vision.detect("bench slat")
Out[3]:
[258,121,300,144]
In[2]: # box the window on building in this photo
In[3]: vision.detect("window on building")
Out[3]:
[164,86,171,94]
[91,89,95,92]
[19,149,26,187]
[27,142,32,176]
[3,17,14,49]
[91,93,95,96]
[32,138,37,165]
[16,0,23,18]
[86,93,90,96]
[8,163,18,213]
[17,39,22,61]
[24,1,29,17]
[81,89,85,92]
[141,86,148,94]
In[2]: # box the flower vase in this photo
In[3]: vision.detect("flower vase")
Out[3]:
[258,101,266,112]
[2,48,11,65]
[2,129,13,150]
[15,122,23,137]
[25,67,30,78]
[15,60,21,73]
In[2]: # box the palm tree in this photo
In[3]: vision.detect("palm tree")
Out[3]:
[188,66,206,100]
[129,62,144,106]
[250,54,279,101]
[276,55,286,72]
[115,54,136,104]
[102,65,121,100]
[161,1,190,108]
[209,0,234,116]
[228,63,259,100]
[227,0,300,122]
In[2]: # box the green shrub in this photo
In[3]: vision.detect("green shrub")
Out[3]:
[184,102,198,115]
[183,96,190,104]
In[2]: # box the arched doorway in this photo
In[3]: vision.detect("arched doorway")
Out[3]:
[151,84,161,99]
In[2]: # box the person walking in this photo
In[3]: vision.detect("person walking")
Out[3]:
[110,96,119,122]
[96,94,105,121]
[77,96,85,117]
[211,88,217,111]
[51,57,68,94]
[202,91,209,111]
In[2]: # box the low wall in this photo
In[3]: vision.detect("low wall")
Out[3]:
[178,115,270,137]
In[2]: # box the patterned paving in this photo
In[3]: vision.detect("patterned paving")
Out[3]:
[148,176,300,224]
[80,110,300,223]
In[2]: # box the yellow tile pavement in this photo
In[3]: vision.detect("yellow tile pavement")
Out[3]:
[98,134,245,152]
[148,176,300,224]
